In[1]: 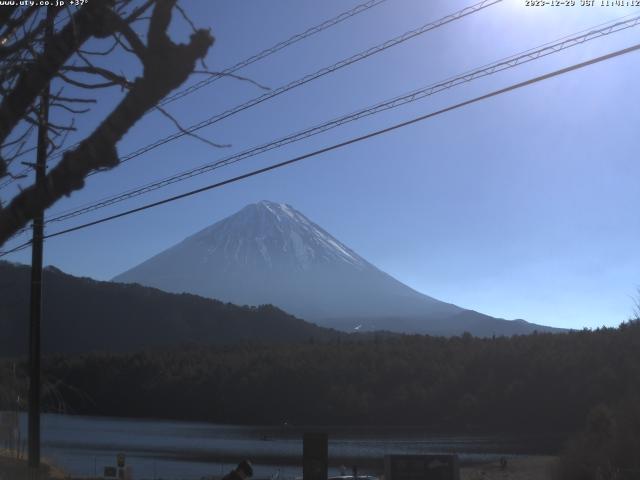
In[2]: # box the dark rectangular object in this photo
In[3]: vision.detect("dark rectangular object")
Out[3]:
[384,454,459,480]
[303,432,328,480]
[104,466,117,478]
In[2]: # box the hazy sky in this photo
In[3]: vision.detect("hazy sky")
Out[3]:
[3,0,640,329]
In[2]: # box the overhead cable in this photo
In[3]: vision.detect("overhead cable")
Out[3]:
[45,13,640,225]
[3,40,638,257]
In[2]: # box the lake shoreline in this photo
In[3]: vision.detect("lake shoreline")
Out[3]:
[1,452,559,480]
[5,412,564,479]
[28,410,574,441]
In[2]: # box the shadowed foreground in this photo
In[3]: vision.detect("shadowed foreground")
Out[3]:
[1,452,557,480]
[461,456,556,480]
[0,452,66,480]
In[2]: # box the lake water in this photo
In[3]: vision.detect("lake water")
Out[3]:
[12,413,560,480]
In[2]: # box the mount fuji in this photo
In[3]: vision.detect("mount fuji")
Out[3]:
[113,201,561,336]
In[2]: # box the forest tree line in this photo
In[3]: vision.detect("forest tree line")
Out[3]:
[2,320,639,436]
[0,261,337,356]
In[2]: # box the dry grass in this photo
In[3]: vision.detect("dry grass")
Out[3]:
[0,451,68,480]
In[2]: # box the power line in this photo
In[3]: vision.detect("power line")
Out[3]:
[43,13,640,225]
[0,238,32,257]
[4,8,638,252]
[2,40,638,258]
[34,0,509,222]
[0,0,388,190]
[10,0,498,189]
[97,0,501,172]
[159,0,389,106]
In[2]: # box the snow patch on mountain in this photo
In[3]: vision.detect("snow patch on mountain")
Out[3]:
[239,200,367,270]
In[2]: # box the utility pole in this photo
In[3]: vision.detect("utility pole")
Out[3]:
[28,8,53,480]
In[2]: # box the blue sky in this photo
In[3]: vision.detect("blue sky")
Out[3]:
[3,0,640,329]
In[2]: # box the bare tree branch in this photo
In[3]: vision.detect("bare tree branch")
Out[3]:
[124,0,156,23]
[156,105,230,149]
[0,7,36,49]
[113,19,146,59]
[49,95,97,104]
[79,40,119,57]
[175,3,197,33]
[0,0,215,245]
[60,65,132,89]
[192,69,270,91]
[0,6,19,32]
[57,70,122,90]
[0,9,56,60]
[0,1,118,148]
[51,103,92,115]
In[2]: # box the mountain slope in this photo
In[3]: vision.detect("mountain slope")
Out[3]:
[0,261,338,357]
[113,201,561,336]
[115,201,461,320]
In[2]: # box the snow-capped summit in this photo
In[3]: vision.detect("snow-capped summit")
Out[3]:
[189,200,367,271]
[113,201,560,336]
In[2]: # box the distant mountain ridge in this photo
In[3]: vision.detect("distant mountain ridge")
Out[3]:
[113,201,563,336]
[0,261,338,357]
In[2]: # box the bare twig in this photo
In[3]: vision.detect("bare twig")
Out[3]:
[114,19,146,59]
[79,39,119,57]
[0,1,119,146]
[156,105,230,149]
[0,0,215,244]
[50,95,97,104]
[61,65,132,89]
[124,0,156,23]
[51,103,92,115]
[175,3,197,33]
[57,70,124,90]
[192,69,271,91]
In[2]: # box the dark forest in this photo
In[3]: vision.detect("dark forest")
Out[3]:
[3,321,638,433]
